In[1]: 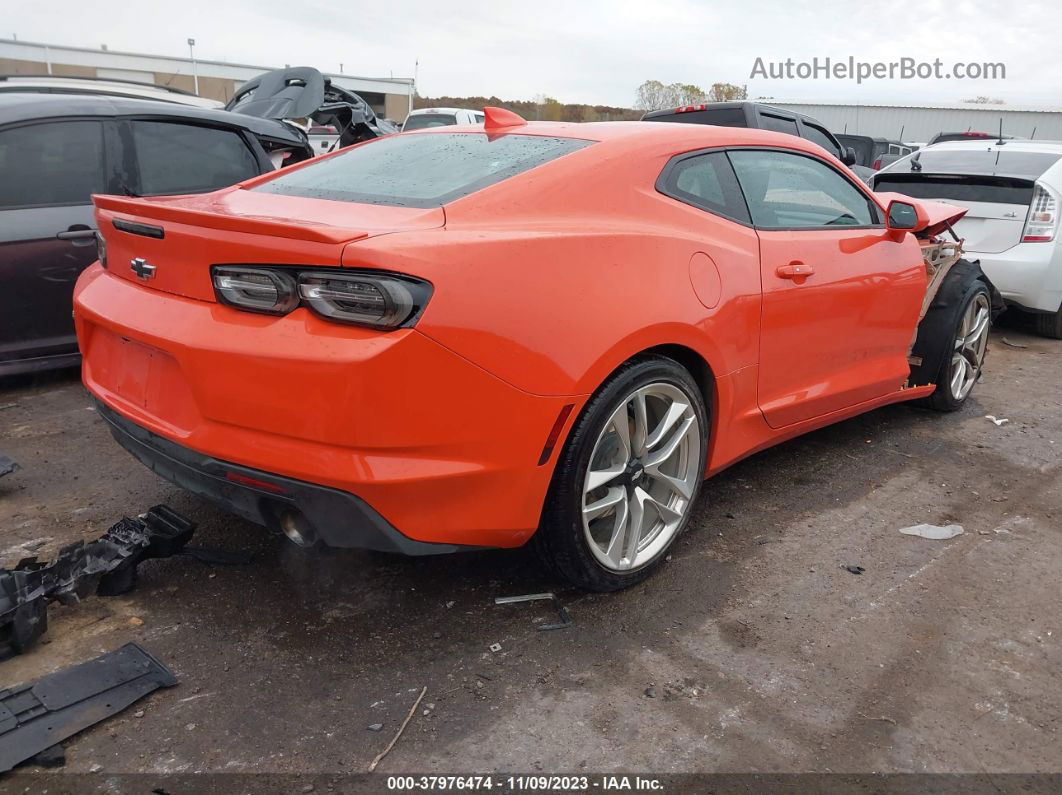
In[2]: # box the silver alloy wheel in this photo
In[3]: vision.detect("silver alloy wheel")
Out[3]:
[581,382,701,572]
[950,292,991,400]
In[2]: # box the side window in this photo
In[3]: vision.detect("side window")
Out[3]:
[728,150,879,229]
[0,120,106,209]
[474,113,485,123]
[801,123,842,159]
[658,151,750,224]
[131,121,259,195]
[759,113,799,137]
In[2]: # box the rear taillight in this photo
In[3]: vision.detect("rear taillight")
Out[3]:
[871,159,882,170]
[298,272,423,329]
[1023,183,1058,243]
[210,266,431,329]
[674,104,707,113]
[213,267,299,315]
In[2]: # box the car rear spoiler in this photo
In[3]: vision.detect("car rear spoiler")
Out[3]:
[93,193,368,245]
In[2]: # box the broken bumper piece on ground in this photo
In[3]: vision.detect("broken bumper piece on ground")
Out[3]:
[0,453,17,479]
[0,504,196,656]
[0,642,176,772]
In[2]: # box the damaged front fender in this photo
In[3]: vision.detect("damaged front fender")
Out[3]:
[908,257,1005,388]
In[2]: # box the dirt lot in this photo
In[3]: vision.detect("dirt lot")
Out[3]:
[0,324,1059,783]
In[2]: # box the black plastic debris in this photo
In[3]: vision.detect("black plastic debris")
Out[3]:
[0,505,195,656]
[0,453,18,479]
[843,565,866,575]
[0,642,176,772]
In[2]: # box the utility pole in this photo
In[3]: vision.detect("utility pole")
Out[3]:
[408,58,418,117]
[187,38,199,96]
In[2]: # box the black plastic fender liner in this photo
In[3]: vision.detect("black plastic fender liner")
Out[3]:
[908,258,1005,388]
[0,643,176,772]
[0,506,196,656]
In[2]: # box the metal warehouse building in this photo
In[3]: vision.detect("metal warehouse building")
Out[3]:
[767,100,1062,143]
[0,38,414,121]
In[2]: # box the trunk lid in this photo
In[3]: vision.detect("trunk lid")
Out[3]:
[94,188,444,302]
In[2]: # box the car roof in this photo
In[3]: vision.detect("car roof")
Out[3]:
[0,75,223,108]
[0,92,303,142]
[913,140,1062,157]
[641,100,819,121]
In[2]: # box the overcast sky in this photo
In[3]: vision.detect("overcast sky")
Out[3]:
[8,0,1059,108]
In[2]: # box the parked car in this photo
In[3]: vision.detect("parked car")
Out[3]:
[0,92,314,377]
[307,124,340,155]
[641,101,867,176]
[402,107,485,131]
[871,140,1062,337]
[0,74,223,108]
[836,134,916,170]
[76,110,994,590]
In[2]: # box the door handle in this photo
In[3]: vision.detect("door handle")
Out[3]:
[57,229,98,240]
[776,262,815,280]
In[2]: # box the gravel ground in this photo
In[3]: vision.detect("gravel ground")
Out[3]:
[0,324,1059,784]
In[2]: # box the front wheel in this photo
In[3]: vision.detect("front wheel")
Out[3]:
[924,281,992,411]
[533,356,708,591]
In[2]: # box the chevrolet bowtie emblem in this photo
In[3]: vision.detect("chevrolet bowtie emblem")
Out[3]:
[130,257,157,280]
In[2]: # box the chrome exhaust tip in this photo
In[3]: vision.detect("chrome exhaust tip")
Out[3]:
[279,510,317,547]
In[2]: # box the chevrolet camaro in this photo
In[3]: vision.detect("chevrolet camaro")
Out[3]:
[74,107,995,590]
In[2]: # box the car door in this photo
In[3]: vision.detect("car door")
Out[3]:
[124,118,264,197]
[727,148,925,428]
[0,118,112,368]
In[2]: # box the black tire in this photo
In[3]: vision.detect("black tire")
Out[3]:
[531,355,708,591]
[924,280,992,412]
[1035,307,1062,339]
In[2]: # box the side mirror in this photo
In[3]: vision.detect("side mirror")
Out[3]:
[842,146,858,166]
[886,200,925,231]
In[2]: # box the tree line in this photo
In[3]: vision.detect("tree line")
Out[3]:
[411,94,641,122]
[410,80,750,123]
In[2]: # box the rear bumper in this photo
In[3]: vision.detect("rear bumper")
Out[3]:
[968,243,1062,314]
[75,265,580,549]
[97,401,461,554]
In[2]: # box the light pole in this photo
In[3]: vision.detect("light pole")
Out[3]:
[187,38,199,96]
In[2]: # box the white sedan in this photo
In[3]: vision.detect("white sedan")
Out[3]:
[872,140,1062,337]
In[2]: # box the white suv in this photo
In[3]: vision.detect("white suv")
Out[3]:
[872,140,1062,337]
[402,107,484,131]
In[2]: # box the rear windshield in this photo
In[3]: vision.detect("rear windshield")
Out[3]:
[874,174,1034,205]
[403,113,458,130]
[645,108,748,127]
[884,148,1061,180]
[254,132,592,207]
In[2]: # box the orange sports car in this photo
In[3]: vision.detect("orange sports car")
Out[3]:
[74,107,995,591]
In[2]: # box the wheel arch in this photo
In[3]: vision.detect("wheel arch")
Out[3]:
[550,338,720,476]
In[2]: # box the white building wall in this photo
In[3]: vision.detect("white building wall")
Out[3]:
[0,38,412,100]
[768,101,1062,143]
